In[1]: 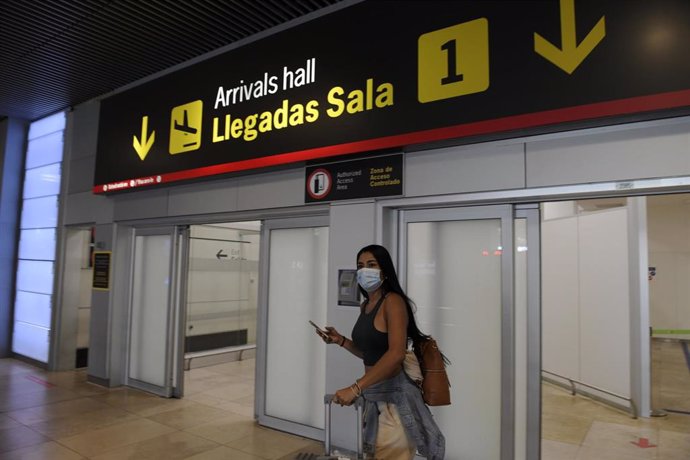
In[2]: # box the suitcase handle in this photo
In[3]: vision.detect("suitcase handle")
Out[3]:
[324,394,364,458]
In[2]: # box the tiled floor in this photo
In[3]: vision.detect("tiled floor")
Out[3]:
[542,339,690,459]
[0,358,321,459]
[1,347,688,459]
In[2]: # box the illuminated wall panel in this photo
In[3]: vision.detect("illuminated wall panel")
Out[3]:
[12,112,65,363]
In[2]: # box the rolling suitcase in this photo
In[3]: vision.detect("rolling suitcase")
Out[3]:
[296,394,364,460]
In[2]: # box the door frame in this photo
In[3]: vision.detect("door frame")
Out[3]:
[377,201,541,460]
[398,204,517,460]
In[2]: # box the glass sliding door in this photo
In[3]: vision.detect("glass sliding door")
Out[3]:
[128,226,188,397]
[257,216,329,440]
[400,205,515,460]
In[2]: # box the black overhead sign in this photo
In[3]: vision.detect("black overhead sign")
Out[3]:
[305,154,403,203]
[94,0,690,193]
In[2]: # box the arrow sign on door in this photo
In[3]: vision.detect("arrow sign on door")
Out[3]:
[216,249,228,260]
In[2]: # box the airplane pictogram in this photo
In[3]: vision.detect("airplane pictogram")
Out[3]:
[169,100,203,154]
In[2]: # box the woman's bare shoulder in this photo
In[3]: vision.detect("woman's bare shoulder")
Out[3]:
[383,292,407,314]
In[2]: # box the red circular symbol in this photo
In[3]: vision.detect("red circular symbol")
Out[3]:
[307,169,332,199]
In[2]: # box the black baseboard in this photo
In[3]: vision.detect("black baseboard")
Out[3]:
[185,329,248,353]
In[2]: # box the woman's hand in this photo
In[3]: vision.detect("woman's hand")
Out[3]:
[333,385,359,406]
[319,326,343,345]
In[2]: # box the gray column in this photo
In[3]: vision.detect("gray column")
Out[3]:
[0,118,28,357]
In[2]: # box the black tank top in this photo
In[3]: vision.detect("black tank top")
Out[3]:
[351,294,389,366]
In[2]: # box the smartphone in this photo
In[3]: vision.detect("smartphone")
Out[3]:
[308,320,328,337]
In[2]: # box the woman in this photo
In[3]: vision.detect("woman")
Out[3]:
[319,244,445,459]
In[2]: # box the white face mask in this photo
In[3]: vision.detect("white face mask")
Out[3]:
[357,267,383,292]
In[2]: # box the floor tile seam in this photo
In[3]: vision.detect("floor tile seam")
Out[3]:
[89,430,225,457]
[7,402,118,426]
[28,413,148,441]
[53,415,173,442]
[0,419,50,437]
[36,439,87,459]
[147,408,238,431]
[57,425,187,458]
[0,424,52,454]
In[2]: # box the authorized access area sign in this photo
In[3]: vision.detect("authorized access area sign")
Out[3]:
[94,0,690,193]
[305,154,403,203]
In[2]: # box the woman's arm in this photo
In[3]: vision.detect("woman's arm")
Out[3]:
[334,294,407,405]
[322,327,363,359]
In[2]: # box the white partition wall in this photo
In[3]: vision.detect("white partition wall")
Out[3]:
[260,218,329,437]
[542,203,632,402]
[542,217,580,379]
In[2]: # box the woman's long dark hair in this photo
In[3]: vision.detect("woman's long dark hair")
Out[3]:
[357,244,430,345]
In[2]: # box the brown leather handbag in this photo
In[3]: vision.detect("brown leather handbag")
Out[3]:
[413,337,451,406]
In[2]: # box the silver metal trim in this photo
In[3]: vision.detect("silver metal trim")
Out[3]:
[515,208,542,460]
[501,208,516,460]
[627,198,651,418]
[173,225,190,398]
[376,176,690,211]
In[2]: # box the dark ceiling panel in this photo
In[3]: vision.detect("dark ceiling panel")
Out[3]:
[0,0,344,121]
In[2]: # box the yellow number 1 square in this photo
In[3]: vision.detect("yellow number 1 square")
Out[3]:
[418,18,490,104]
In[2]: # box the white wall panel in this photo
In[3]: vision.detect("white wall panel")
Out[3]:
[648,198,690,330]
[25,131,64,169]
[14,291,52,329]
[113,189,169,221]
[649,252,676,327]
[16,260,54,295]
[12,322,50,362]
[23,163,61,199]
[541,217,580,378]
[578,209,630,397]
[168,180,238,216]
[63,191,113,225]
[28,112,66,141]
[237,169,303,210]
[67,156,96,194]
[526,122,690,187]
[18,228,56,261]
[20,196,58,229]
[405,142,525,197]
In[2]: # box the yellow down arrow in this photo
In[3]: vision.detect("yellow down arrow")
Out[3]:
[534,0,606,74]
[133,116,155,161]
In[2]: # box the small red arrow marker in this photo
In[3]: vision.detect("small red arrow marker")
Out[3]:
[630,437,656,448]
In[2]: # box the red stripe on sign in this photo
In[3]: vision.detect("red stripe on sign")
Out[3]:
[93,88,690,194]
[25,375,55,388]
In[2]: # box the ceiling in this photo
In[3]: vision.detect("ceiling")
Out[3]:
[0,0,344,122]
